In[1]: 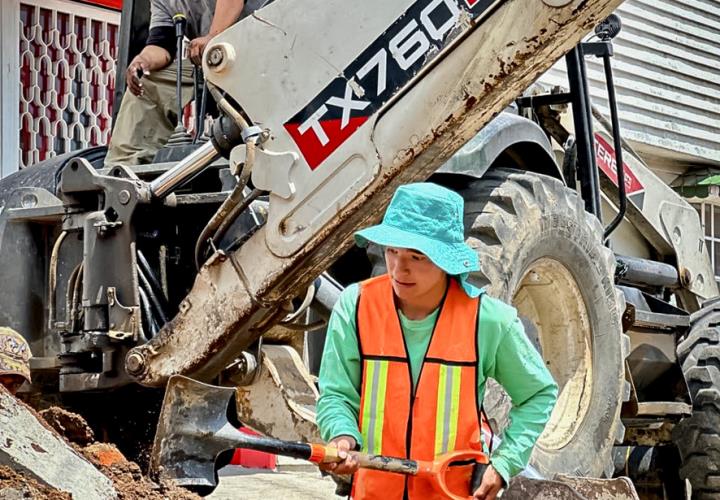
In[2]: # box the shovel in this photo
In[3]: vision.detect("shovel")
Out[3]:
[151,375,489,498]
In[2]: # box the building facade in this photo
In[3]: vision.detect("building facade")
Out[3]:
[542,0,720,178]
[544,0,720,282]
[0,0,120,177]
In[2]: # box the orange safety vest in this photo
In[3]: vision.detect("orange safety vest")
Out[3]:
[352,274,492,500]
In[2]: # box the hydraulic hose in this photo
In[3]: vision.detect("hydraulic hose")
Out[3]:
[208,82,250,131]
[137,250,169,307]
[71,265,83,331]
[194,136,258,269]
[186,82,261,268]
[137,264,168,325]
[65,263,82,330]
[138,286,157,340]
[211,188,263,249]
[48,230,68,330]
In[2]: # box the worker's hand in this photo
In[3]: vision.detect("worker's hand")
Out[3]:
[472,465,504,500]
[318,436,359,475]
[126,55,150,96]
[188,35,213,66]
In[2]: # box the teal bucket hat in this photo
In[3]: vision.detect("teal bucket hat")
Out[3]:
[354,183,481,297]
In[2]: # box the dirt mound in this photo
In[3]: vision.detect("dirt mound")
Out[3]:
[3,402,199,500]
[81,442,129,467]
[0,465,71,500]
[40,407,95,446]
[77,442,198,500]
[102,457,199,500]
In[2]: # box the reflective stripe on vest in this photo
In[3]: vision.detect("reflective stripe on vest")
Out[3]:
[360,358,389,455]
[353,274,487,500]
[435,363,462,456]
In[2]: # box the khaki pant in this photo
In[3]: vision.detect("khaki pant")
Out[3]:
[105,61,194,167]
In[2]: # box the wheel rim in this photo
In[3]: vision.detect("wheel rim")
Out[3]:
[512,257,593,450]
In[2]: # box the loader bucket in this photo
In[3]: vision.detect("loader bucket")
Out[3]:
[504,474,639,499]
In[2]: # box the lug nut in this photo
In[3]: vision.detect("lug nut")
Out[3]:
[207,47,224,67]
[125,351,146,376]
[679,267,693,287]
[118,190,131,205]
[205,43,235,72]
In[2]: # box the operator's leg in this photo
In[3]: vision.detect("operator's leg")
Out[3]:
[105,61,193,167]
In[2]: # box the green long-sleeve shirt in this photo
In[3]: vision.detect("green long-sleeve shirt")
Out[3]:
[316,282,558,484]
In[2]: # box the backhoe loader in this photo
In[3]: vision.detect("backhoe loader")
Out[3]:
[0,0,717,497]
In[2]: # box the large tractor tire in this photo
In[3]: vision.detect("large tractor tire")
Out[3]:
[458,168,628,478]
[673,299,720,499]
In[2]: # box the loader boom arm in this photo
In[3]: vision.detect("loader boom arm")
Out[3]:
[126,0,626,386]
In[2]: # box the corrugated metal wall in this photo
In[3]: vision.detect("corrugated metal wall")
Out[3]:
[541,0,720,170]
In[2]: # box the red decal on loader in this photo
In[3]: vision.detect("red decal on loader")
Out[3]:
[284,117,369,170]
[284,0,505,169]
[594,134,643,195]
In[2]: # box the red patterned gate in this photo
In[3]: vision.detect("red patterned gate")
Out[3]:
[18,0,121,168]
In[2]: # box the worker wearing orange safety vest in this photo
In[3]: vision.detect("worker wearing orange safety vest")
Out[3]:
[317,183,558,500]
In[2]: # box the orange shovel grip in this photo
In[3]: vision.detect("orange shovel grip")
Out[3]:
[415,450,489,500]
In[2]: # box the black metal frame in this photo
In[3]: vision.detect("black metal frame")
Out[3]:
[517,40,627,239]
[112,0,150,128]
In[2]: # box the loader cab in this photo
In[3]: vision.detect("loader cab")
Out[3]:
[112,0,216,164]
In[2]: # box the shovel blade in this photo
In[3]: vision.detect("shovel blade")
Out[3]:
[151,375,239,492]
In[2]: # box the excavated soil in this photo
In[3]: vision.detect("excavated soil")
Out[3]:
[3,403,199,500]
[40,406,95,446]
[0,465,71,500]
[78,443,199,500]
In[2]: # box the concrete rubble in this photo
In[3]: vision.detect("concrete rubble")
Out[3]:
[0,386,117,499]
[0,386,199,500]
